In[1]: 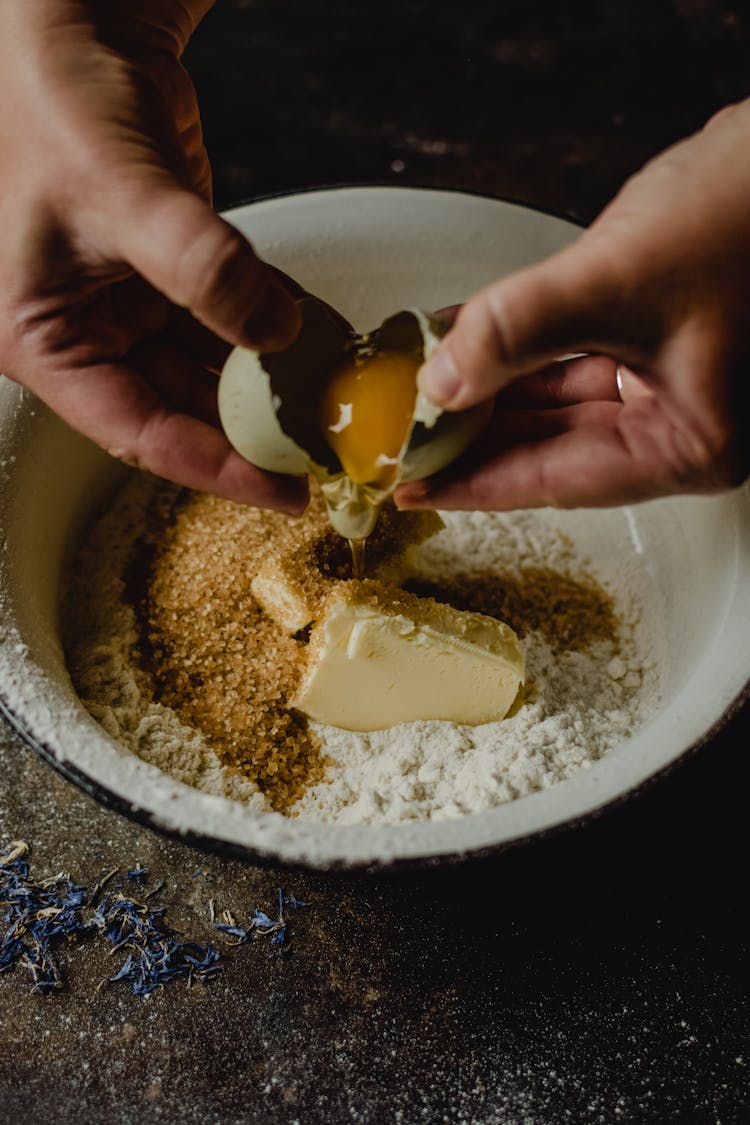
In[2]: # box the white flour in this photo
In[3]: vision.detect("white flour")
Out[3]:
[296,510,657,823]
[64,481,659,825]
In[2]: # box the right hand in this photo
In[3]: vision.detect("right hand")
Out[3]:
[399,101,750,512]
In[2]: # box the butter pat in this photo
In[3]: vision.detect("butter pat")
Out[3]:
[293,584,524,731]
[252,557,317,634]
[252,508,446,635]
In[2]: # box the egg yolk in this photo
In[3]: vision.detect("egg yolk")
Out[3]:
[320,349,420,488]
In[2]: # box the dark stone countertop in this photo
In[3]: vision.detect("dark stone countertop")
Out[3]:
[2,3,750,1122]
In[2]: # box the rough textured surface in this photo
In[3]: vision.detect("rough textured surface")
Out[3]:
[1,709,750,1124]
[2,0,750,1121]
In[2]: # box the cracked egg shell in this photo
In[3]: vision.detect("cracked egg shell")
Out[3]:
[218,296,491,525]
[218,296,352,480]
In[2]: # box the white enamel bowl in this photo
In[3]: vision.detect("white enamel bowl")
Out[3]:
[1,187,749,870]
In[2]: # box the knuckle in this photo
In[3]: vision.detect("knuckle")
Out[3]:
[703,101,743,134]
[666,414,743,491]
[105,444,144,470]
[463,474,501,511]
[105,408,171,474]
[448,286,516,397]
[176,224,257,314]
[473,286,516,369]
[533,454,568,509]
[13,306,85,362]
[707,436,749,490]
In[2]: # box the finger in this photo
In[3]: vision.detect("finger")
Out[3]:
[107,275,170,346]
[267,265,309,301]
[397,396,703,510]
[166,284,351,376]
[129,340,222,426]
[110,176,301,352]
[117,411,309,514]
[496,355,620,408]
[418,240,639,411]
[428,400,624,476]
[167,307,232,374]
[32,360,309,513]
[45,278,169,364]
[266,266,356,334]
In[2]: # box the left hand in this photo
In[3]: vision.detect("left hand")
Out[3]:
[0,1,305,512]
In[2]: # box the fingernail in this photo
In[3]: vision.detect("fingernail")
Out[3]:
[243,286,301,351]
[418,346,461,406]
[394,481,430,509]
[272,474,309,516]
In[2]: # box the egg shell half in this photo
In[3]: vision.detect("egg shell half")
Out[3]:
[218,297,491,489]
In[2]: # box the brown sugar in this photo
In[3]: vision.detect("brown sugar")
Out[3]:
[125,490,326,812]
[120,483,620,812]
[124,488,443,812]
[404,566,620,653]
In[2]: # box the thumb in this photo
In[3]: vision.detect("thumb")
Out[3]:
[419,240,626,410]
[112,176,300,351]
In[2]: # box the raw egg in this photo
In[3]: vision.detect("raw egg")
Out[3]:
[218,296,490,544]
[320,348,420,490]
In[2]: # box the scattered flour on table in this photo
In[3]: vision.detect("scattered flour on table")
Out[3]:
[63,478,660,825]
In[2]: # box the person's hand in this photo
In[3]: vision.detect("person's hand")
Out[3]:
[397,100,750,512]
[0,1,306,513]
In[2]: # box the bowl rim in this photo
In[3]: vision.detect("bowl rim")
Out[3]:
[2,682,748,875]
[1,183,749,872]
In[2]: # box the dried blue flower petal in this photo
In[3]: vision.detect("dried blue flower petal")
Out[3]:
[94,897,222,995]
[4,848,306,996]
[281,891,309,910]
[2,844,222,997]
[249,909,276,930]
[109,954,136,982]
[212,923,251,944]
[236,888,309,955]
[1,841,92,993]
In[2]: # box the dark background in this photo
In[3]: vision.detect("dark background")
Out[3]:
[190,0,750,222]
[1,2,750,1122]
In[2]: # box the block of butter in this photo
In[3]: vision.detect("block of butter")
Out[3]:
[252,557,317,634]
[293,583,524,731]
